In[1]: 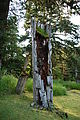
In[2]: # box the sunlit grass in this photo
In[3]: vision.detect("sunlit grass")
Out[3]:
[0,90,80,120]
[0,93,61,120]
[54,90,80,120]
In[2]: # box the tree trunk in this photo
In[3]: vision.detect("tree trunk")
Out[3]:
[0,0,10,20]
[0,54,2,69]
[31,18,53,109]
[0,0,10,69]
[16,55,29,94]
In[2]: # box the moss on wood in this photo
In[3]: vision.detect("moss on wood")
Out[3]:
[36,27,49,38]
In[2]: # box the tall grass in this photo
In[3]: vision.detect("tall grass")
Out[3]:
[0,74,17,95]
[25,78,33,92]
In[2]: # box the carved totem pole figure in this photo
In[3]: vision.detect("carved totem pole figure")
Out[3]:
[31,18,53,109]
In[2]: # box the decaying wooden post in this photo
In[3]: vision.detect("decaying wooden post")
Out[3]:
[16,54,29,94]
[31,18,53,109]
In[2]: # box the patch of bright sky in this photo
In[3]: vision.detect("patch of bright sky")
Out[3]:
[56,15,80,43]
[18,19,26,35]
[70,15,80,45]
[18,19,30,47]
[70,15,80,25]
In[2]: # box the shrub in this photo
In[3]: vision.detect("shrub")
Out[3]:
[53,66,63,80]
[0,69,7,79]
[0,74,17,95]
[55,80,80,90]
[25,78,33,92]
[62,81,80,90]
[53,83,67,96]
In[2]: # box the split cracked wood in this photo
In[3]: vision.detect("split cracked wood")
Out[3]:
[32,18,53,109]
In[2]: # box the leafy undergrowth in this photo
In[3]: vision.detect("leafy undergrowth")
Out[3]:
[53,83,67,96]
[61,81,80,90]
[0,75,17,95]
[54,90,80,120]
[53,80,80,90]
[0,92,61,120]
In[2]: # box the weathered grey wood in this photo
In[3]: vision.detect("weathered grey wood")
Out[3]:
[37,21,40,27]
[47,25,53,108]
[31,19,53,109]
[16,76,27,94]
[41,24,44,29]
[47,86,50,101]
[42,91,48,108]
[36,74,41,88]
[41,80,44,92]
[16,55,29,94]
[31,17,37,102]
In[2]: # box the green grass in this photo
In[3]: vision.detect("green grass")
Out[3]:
[0,90,80,120]
[53,83,67,96]
[54,90,80,120]
[0,75,17,95]
[0,92,62,120]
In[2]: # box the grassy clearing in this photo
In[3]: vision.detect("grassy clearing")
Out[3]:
[54,90,80,120]
[0,92,61,120]
[0,90,80,120]
[0,76,80,120]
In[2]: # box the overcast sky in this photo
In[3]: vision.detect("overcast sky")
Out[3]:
[19,15,80,35]
[70,15,80,25]
[18,15,80,47]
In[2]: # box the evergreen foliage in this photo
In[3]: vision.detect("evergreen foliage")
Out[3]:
[0,16,25,77]
[36,27,49,38]
[24,0,80,81]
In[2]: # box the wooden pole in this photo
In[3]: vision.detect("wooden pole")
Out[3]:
[16,54,29,94]
[31,19,53,109]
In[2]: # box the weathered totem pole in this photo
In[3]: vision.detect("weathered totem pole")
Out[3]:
[31,18,53,109]
[16,54,29,94]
